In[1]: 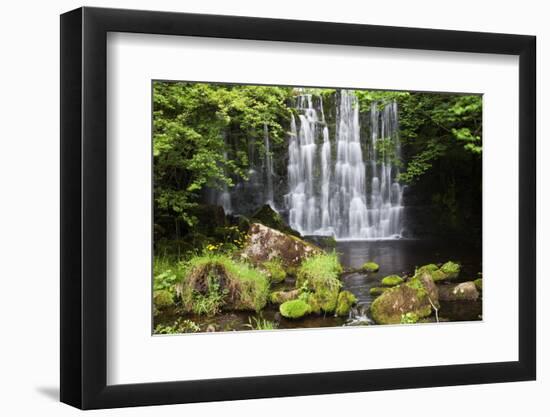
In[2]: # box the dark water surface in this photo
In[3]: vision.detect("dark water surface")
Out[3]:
[155,239,482,333]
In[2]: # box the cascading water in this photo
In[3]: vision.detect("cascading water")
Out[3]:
[286,90,404,239]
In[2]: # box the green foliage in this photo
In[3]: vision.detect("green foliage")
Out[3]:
[244,314,279,330]
[153,289,175,308]
[381,275,404,287]
[279,299,312,319]
[262,259,287,284]
[296,253,343,313]
[153,82,293,229]
[154,319,201,334]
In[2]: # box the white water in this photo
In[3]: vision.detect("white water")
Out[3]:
[286,91,404,239]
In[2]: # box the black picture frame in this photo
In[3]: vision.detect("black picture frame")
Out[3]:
[60,6,536,410]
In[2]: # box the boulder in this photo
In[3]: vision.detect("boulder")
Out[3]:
[280,299,312,319]
[241,223,322,268]
[335,290,358,316]
[438,281,479,301]
[370,273,439,325]
[381,275,404,287]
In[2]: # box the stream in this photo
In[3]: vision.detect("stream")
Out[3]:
[154,238,482,333]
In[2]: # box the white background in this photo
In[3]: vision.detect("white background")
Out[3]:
[108,33,518,384]
[0,0,546,416]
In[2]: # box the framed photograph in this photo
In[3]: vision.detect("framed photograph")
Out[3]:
[60,6,536,409]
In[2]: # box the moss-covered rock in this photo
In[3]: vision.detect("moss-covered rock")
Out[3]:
[153,289,175,308]
[438,281,479,301]
[335,290,357,316]
[241,223,322,268]
[262,259,287,283]
[417,263,439,273]
[296,253,343,313]
[251,204,300,237]
[280,299,312,319]
[440,261,461,280]
[474,278,483,291]
[369,287,390,296]
[270,289,300,304]
[175,254,270,315]
[362,261,380,272]
[381,275,404,287]
[370,273,438,325]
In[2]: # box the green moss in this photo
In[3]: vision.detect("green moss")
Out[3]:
[440,261,461,279]
[280,299,312,319]
[296,253,343,313]
[335,290,357,316]
[153,289,175,308]
[474,278,483,291]
[177,253,270,315]
[400,312,419,324]
[369,287,389,296]
[262,259,287,283]
[417,263,439,273]
[381,275,404,287]
[362,261,380,272]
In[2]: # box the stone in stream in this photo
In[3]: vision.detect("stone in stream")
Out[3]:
[370,272,439,325]
[240,223,322,269]
[438,281,480,301]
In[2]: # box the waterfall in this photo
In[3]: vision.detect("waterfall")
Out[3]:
[286,90,404,239]
[264,123,275,208]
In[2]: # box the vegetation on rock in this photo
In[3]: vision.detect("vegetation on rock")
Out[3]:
[175,253,269,315]
[381,275,404,287]
[296,253,343,313]
[362,261,380,272]
[474,278,483,291]
[280,299,312,319]
[335,291,357,317]
[262,259,287,283]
